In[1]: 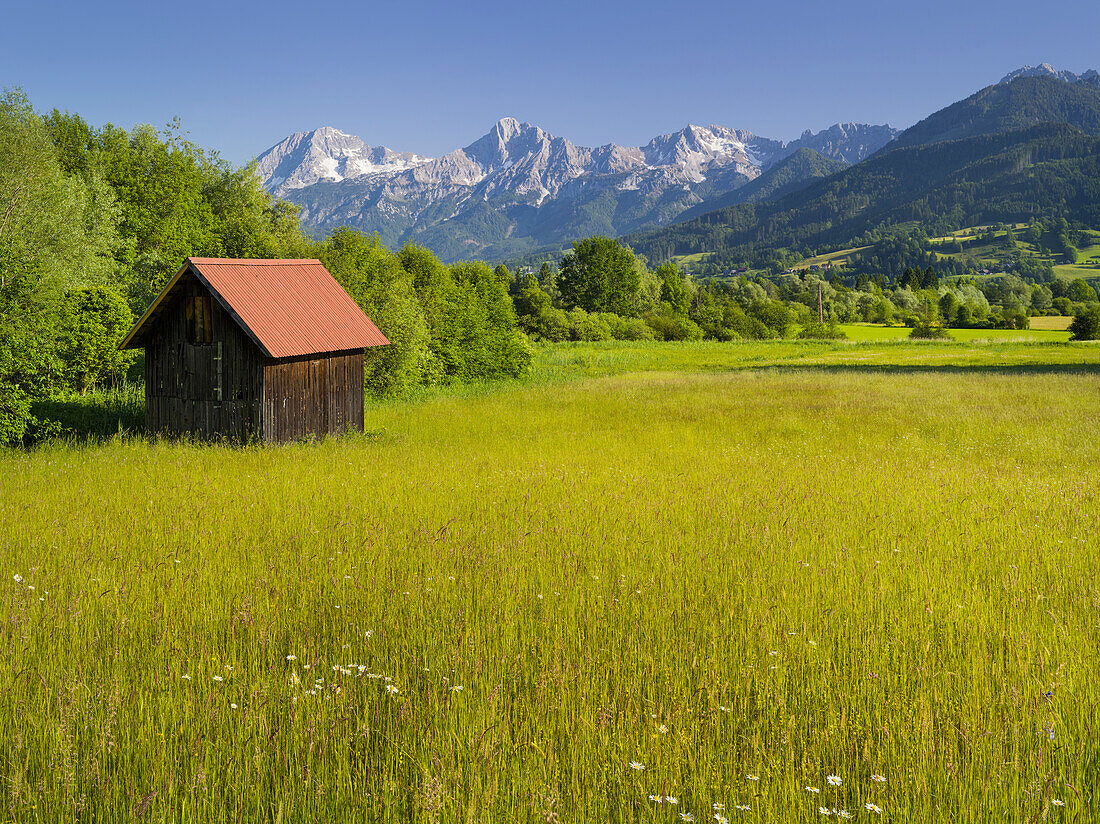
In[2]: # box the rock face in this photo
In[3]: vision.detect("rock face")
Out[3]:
[255,118,898,261]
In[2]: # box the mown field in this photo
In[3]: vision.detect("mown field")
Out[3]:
[3,339,1100,822]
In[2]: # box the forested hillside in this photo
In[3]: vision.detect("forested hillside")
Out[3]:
[887,75,1100,151]
[625,124,1100,263]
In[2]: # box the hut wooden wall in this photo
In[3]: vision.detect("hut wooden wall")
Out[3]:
[262,351,364,443]
[144,276,265,440]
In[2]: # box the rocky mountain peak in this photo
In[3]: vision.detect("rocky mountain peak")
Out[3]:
[255,126,431,197]
[463,117,552,173]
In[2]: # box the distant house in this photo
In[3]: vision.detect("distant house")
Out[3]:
[120,258,389,442]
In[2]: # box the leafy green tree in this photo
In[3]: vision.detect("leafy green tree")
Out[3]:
[749,300,795,338]
[1067,279,1097,303]
[557,237,640,316]
[321,229,436,394]
[56,287,136,391]
[1068,306,1100,340]
[939,292,959,324]
[872,297,895,324]
[656,262,690,314]
[0,89,120,442]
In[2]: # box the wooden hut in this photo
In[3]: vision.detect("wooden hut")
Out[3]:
[120,257,389,442]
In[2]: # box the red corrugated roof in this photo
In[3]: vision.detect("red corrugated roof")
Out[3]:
[122,258,389,358]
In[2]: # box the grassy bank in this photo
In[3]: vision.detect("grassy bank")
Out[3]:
[3,340,1099,821]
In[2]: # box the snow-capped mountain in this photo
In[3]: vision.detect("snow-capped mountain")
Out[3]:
[255,118,898,261]
[256,127,430,197]
[999,64,1099,85]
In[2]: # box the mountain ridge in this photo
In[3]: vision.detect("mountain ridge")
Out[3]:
[256,118,898,261]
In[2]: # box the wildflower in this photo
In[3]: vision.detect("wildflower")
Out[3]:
[658,724,668,733]
[827,775,842,786]
[870,774,885,783]
[719,706,731,713]
[714,815,728,824]
[629,761,645,770]
[666,796,678,805]
[837,812,852,820]
[735,804,751,811]
[806,787,820,793]
[451,685,464,692]
[213,675,224,682]
[386,684,399,695]
[230,703,238,709]
[864,803,882,814]
[181,674,191,681]
[649,795,663,803]
[746,774,759,781]
[681,814,695,822]
[286,655,297,661]
[13,574,22,583]
[1052,799,1064,806]
[713,803,725,811]
[768,651,777,656]
[819,808,831,816]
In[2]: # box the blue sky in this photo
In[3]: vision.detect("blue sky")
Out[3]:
[3,0,1098,164]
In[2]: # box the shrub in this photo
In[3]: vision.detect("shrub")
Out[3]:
[797,321,848,340]
[909,320,952,340]
[645,310,704,342]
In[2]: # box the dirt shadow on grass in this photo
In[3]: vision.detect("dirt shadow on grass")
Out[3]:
[731,362,1100,377]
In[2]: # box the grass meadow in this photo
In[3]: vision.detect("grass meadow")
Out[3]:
[3,339,1100,822]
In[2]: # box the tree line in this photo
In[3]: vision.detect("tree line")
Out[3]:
[0,90,529,443]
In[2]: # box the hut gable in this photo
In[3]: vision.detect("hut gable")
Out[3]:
[121,258,388,442]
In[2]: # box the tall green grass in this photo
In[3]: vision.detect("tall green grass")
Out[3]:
[2,342,1099,822]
